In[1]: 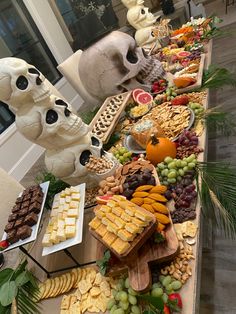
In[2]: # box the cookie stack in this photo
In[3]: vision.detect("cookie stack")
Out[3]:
[4,185,43,244]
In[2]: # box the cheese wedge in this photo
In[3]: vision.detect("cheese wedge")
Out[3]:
[112,238,130,254]
[112,206,123,217]
[102,232,117,246]
[89,217,101,229]
[125,223,140,234]
[117,229,135,242]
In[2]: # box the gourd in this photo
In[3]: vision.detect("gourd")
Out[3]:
[146,134,176,166]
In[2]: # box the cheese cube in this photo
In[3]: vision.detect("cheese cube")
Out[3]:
[62,212,68,220]
[70,186,80,193]
[121,212,131,222]
[53,221,58,231]
[100,205,111,213]
[67,208,79,218]
[46,225,53,234]
[112,238,130,254]
[107,221,120,235]
[125,223,140,234]
[42,234,52,247]
[102,232,117,246]
[57,205,64,213]
[101,217,112,226]
[51,231,59,244]
[135,209,152,222]
[50,209,58,217]
[96,224,107,237]
[65,217,76,226]
[106,213,117,221]
[112,206,123,217]
[63,204,69,212]
[58,213,63,219]
[69,201,79,209]
[65,225,76,238]
[89,217,101,229]
[65,188,71,196]
[95,209,105,219]
[57,228,66,242]
[71,193,80,201]
[58,219,65,229]
[114,217,125,229]
[59,198,65,205]
[60,190,66,198]
[52,201,59,209]
[118,229,135,242]
[65,196,71,203]
[106,200,116,208]
[125,206,136,217]
[132,217,149,227]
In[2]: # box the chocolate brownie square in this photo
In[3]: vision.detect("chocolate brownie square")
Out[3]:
[17,225,32,240]
[4,221,15,233]
[18,208,29,218]
[15,196,23,204]
[24,212,38,227]
[8,213,18,222]
[12,204,21,213]
[22,193,31,202]
[31,194,43,205]
[21,200,30,208]
[15,218,24,228]
[29,185,41,192]
[29,202,41,214]
[7,229,19,244]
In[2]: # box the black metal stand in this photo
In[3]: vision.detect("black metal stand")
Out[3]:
[19,246,96,278]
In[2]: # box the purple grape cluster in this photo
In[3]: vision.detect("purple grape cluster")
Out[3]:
[186,50,201,60]
[178,130,199,146]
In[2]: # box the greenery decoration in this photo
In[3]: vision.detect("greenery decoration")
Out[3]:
[201,65,236,90]
[202,106,236,137]
[96,249,111,275]
[35,171,69,209]
[196,161,236,237]
[79,107,99,125]
[0,260,40,314]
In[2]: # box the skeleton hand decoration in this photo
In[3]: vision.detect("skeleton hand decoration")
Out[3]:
[0,57,118,187]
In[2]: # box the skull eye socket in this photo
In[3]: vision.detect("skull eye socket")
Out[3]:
[64,108,71,117]
[80,150,92,166]
[28,68,40,75]
[91,136,100,147]
[151,31,155,37]
[16,76,28,90]
[55,99,68,107]
[141,8,145,14]
[46,109,58,124]
[126,50,138,64]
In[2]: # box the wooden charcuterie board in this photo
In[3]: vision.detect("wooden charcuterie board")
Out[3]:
[96,220,179,292]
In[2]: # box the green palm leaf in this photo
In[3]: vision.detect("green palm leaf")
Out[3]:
[201,65,236,90]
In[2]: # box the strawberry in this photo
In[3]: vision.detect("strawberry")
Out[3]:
[168,292,183,309]
[171,95,189,106]
[0,240,9,251]
[163,304,171,314]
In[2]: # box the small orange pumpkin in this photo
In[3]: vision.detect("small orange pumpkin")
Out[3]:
[146,134,176,166]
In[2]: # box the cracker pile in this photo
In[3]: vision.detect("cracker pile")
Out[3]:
[60,268,117,314]
[89,195,153,255]
[146,103,191,140]
[42,186,81,247]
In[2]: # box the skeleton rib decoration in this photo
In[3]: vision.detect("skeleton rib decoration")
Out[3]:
[0,57,117,187]
[78,31,165,101]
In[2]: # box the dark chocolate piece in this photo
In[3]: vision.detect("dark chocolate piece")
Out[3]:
[4,221,15,233]
[17,225,32,240]
[24,212,38,226]
[12,204,21,213]
[8,213,18,222]
[21,200,30,208]
[18,208,29,218]
[15,218,24,228]
[29,202,41,214]
[7,229,19,244]
[22,193,32,202]
[15,196,23,204]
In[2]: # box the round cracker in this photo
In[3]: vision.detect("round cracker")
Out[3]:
[67,272,76,293]
[57,275,65,295]
[42,279,52,299]
[51,277,61,297]
[46,278,55,299]
[62,273,73,294]
[38,283,46,300]
[71,268,78,283]
[59,274,67,295]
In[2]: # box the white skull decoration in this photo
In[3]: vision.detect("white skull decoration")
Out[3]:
[0,57,50,111]
[79,31,164,100]
[0,57,117,187]
[135,27,159,49]
[121,0,144,9]
[127,6,157,30]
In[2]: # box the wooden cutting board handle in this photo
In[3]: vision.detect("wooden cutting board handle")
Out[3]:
[127,241,153,292]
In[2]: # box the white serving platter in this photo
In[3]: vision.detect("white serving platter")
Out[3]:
[42,183,86,256]
[2,181,50,252]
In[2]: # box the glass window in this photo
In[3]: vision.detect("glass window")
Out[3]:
[53,0,119,50]
[0,0,61,133]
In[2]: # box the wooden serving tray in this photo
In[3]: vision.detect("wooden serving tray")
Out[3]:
[89,91,132,143]
[96,219,179,292]
[176,53,205,94]
[90,209,157,260]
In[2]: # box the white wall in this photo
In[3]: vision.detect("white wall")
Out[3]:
[0,0,85,181]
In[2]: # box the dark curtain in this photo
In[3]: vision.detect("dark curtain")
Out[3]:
[69,0,119,49]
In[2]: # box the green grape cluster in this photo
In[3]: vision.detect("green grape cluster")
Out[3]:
[188,102,205,116]
[156,154,197,186]
[165,86,177,101]
[152,275,182,300]
[113,147,133,165]
[107,278,141,314]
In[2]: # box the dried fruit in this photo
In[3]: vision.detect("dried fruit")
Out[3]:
[148,193,167,202]
[152,203,169,214]
[132,191,150,198]
[130,197,144,206]
[149,185,167,194]
[136,185,154,192]
[154,213,170,225]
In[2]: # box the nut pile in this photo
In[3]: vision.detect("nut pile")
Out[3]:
[181,91,207,104]
[98,175,123,196]
[85,187,99,207]
[161,241,194,284]
[86,156,113,174]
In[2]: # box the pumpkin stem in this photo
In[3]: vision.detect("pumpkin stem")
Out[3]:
[150,134,159,145]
